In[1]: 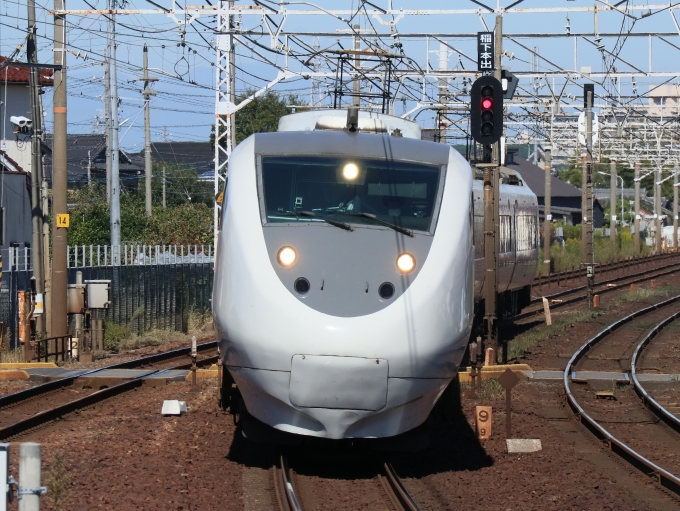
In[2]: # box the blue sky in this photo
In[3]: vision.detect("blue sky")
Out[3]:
[1,0,678,152]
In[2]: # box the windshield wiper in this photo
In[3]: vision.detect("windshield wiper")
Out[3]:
[335,211,414,237]
[276,210,354,231]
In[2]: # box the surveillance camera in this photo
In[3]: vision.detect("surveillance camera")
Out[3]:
[10,116,33,134]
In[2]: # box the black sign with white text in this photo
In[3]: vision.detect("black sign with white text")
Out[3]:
[477,32,494,73]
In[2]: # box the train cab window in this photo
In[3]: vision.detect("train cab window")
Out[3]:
[259,156,442,233]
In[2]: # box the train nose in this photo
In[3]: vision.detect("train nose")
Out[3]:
[289,355,388,411]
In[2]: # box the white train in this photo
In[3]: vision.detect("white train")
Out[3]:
[212,109,538,440]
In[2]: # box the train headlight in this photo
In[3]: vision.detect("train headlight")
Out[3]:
[277,246,296,267]
[342,162,359,180]
[396,253,415,273]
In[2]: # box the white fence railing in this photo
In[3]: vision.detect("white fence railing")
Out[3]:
[67,244,214,268]
[1,245,214,271]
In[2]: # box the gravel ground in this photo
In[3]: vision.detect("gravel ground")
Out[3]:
[2,271,680,509]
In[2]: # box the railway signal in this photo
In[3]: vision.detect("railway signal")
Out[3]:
[470,76,503,145]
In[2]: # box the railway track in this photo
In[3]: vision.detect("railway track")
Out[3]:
[516,257,680,321]
[532,251,680,288]
[0,340,218,440]
[564,294,680,496]
[273,453,421,511]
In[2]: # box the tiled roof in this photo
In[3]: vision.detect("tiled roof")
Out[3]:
[0,56,54,86]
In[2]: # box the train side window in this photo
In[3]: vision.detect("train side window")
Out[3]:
[500,215,512,253]
[516,215,538,251]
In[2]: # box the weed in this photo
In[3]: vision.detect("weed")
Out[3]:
[187,308,211,334]
[103,320,132,352]
[45,452,71,511]
[507,309,596,360]
[614,285,677,304]
[460,378,504,400]
[0,348,23,363]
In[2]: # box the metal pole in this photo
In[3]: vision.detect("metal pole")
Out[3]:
[353,24,361,107]
[610,158,617,241]
[655,165,662,252]
[18,443,42,511]
[674,161,678,251]
[584,90,594,307]
[162,165,166,209]
[104,52,111,203]
[109,0,121,265]
[543,148,552,274]
[52,0,68,337]
[634,163,641,254]
[27,0,45,336]
[483,14,502,364]
[438,41,447,144]
[140,45,157,217]
[229,0,236,149]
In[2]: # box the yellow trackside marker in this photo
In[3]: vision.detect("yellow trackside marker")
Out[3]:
[216,192,224,204]
[476,405,492,440]
[56,213,70,228]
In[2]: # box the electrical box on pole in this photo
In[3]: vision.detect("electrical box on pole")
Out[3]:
[470,76,503,146]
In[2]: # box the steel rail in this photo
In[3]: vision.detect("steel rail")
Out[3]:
[563,294,680,495]
[515,262,680,321]
[274,454,302,511]
[382,462,422,511]
[0,339,218,409]
[631,311,680,435]
[533,251,680,288]
[0,354,220,441]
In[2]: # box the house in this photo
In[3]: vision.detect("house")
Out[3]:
[142,141,213,178]
[504,149,604,228]
[0,56,53,176]
[0,150,32,260]
[44,133,143,190]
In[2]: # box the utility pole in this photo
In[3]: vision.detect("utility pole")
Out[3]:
[583,86,594,308]
[139,44,157,217]
[162,166,166,209]
[27,0,46,336]
[104,50,111,203]
[353,24,360,107]
[52,0,68,337]
[610,158,617,241]
[543,147,552,274]
[108,0,121,265]
[634,162,641,254]
[674,160,678,251]
[655,165,662,252]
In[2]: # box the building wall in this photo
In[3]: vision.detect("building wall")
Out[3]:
[647,84,680,118]
[0,84,33,174]
[0,172,32,253]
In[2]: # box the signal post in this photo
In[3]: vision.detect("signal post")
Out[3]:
[472,16,503,368]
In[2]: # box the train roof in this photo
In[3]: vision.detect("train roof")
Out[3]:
[278,109,421,140]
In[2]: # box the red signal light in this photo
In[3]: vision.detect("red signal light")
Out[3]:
[481,98,493,110]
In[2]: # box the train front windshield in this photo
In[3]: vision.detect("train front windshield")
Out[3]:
[260,156,442,233]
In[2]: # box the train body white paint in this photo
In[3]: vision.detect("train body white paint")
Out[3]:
[212,110,538,440]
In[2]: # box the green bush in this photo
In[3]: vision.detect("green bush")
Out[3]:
[103,320,132,352]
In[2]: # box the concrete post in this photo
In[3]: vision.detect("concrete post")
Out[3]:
[543,148,552,274]
[674,161,678,250]
[19,443,42,511]
[610,159,617,241]
[634,163,641,254]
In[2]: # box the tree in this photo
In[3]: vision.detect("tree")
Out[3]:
[210,90,301,149]
[150,162,214,208]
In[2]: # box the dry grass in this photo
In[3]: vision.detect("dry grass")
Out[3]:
[45,451,71,511]
[0,348,24,363]
[507,309,597,361]
[460,378,504,400]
